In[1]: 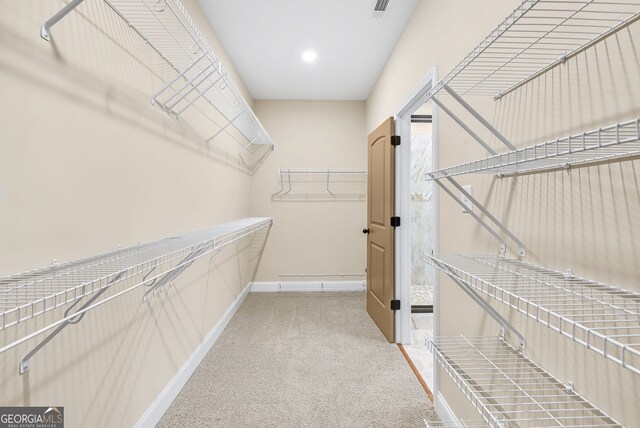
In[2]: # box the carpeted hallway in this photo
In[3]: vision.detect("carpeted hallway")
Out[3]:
[159,292,436,427]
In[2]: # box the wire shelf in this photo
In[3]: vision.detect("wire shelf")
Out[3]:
[426,118,640,179]
[426,254,640,374]
[425,0,640,100]
[425,421,489,428]
[428,336,623,427]
[0,217,273,344]
[272,169,367,201]
[103,0,274,167]
[278,273,365,280]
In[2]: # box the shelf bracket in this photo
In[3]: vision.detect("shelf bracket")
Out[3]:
[431,97,498,155]
[41,0,86,42]
[445,272,526,349]
[142,245,213,302]
[443,84,516,151]
[19,270,126,374]
[433,176,525,256]
[326,169,334,195]
[432,178,507,254]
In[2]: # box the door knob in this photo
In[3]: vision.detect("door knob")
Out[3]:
[362,229,370,234]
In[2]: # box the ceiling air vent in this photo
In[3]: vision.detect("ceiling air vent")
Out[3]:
[373,0,389,18]
[374,0,390,11]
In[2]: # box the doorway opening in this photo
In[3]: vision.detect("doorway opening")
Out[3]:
[410,112,434,315]
[402,107,436,393]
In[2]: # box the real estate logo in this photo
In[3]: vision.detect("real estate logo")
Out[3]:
[0,407,63,428]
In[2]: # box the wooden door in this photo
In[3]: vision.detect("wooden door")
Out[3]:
[366,117,395,342]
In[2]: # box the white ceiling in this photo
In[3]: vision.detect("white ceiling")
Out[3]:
[196,0,420,101]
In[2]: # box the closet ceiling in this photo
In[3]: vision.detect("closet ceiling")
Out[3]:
[196,0,420,100]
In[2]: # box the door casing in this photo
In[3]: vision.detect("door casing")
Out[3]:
[392,67,439,343]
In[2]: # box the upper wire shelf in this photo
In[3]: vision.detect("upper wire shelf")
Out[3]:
[428,336,623,427]
[425,0,640,100]
[427,253,640,374]
[272,169,367,201]
[0,217,273,353]
[81,0,273,169]
[426,118,640,179]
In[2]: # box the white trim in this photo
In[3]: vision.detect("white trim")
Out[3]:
[134,282,252,428]
[250,280,366,292]
[431,70,441,399]
[392,66,439,346]
[435,391,461,427]
[394,68,438,118]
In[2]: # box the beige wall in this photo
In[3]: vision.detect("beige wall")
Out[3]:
[0,1,265,426]
[251,100,367,282]
[367,0,640,425]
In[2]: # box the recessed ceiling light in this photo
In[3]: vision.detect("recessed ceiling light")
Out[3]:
[301,50,317,63]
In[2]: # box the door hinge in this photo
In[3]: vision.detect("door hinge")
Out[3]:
[390,216,401,227]
[390,300,401,310]
[391,135,401,146]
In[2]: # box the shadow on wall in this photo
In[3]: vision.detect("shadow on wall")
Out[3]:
[0,1,263,174]
[482,25,640,287]
[0,225,271,426]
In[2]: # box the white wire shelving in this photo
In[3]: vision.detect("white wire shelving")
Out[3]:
[426,0,640,100]
[105,0,274,168]
[0,217,273,355]
[426,253,640,374]
[271,169,367,201]
[427,118,640,179]
[428,336,623,427]
[425,421,489,428]
[43,0,274,170]
[278,273,366,280]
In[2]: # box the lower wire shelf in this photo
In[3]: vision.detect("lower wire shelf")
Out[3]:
[0,217,273,356]
[428,336,623,427]
[426,254,640,374]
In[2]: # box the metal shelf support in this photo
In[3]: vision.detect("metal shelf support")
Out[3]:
[446,272,525,349]
[19,271,124,374]
[433,176,525,256]
[431,97,498,156]
[443,85,515,151]
[41,0,86,41]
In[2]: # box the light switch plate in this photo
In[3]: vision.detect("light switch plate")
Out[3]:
[461,185,473,213]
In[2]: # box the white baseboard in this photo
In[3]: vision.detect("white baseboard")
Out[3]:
[435,391,461,427]
[134,282,252,428]
[250,280,366,292]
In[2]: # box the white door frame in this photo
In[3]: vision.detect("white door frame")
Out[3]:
[393,66,439,345]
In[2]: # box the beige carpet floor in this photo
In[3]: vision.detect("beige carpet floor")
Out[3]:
[159,292,437,427]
